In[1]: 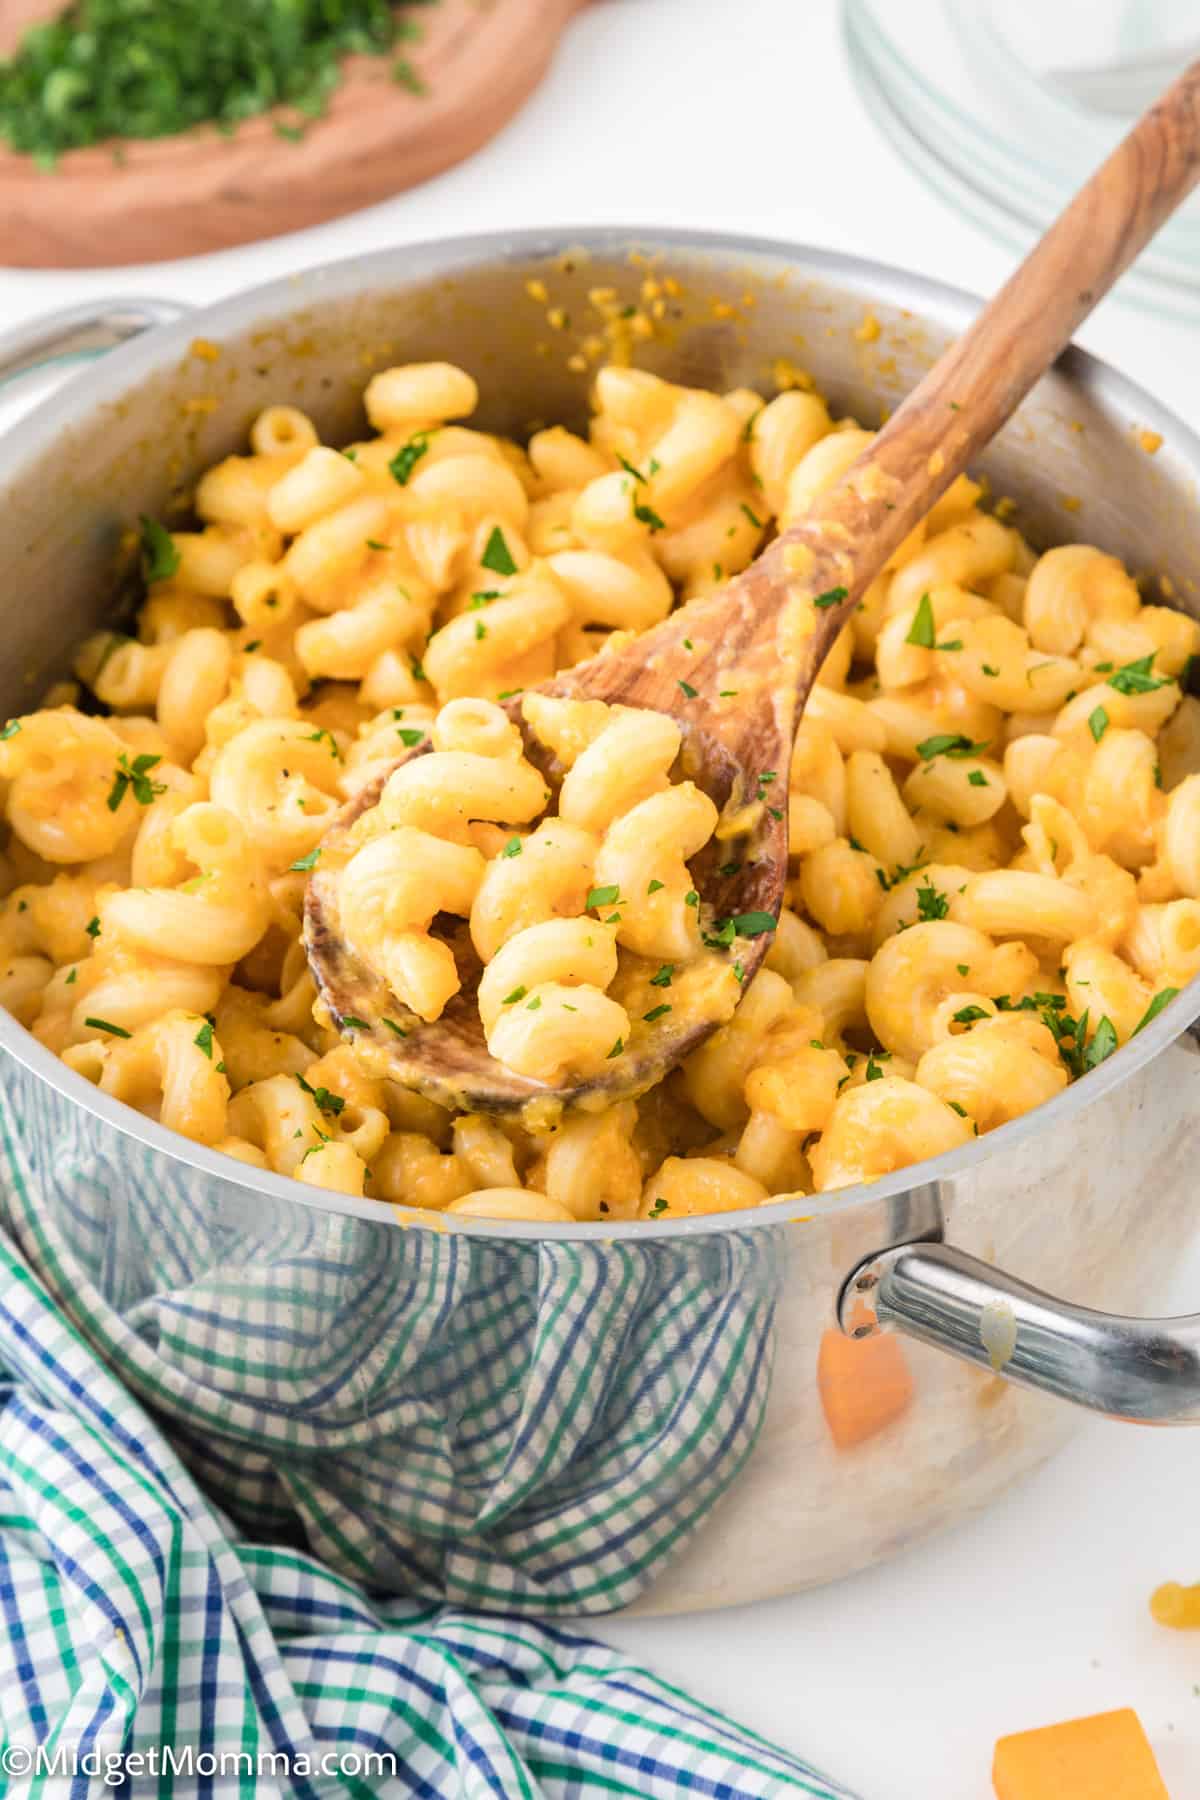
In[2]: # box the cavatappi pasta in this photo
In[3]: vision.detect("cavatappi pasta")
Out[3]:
[1,361,1198,1224]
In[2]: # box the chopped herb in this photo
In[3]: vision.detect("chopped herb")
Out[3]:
[733,959,746,982]
[982,663,1000,677]
[718,860,742,877]
[684,890,699,908]
[874,867,889,891]
[0,720,20,741]
[813,585,848,610]
[342,1017,369,1031]
[1108,653,1171,696]
[497,688,523,701]
[586,884,619,908]
[501,836,523,859]
[526,996,542,1012]
[391,56,427,94]
[718,689,738,698]
[1084,1015,1119,1071]
[647,878,665,895]
[633,502,666,533]
[731,910,776,936]
[915,878,949,922]
[410,657,427,683]
[1094,661,1114,673]
[937,639,963,652]
[397,727,425,747]
[916,733,989,761]
[84,1017,130,1038]
[243,639,262,653]
[683,638,694,651]
[967,770,988,787]
[1133,988,1179,1034]
[643,1004,672,1022]
[85,916,101,939]
[305,727,342,760]
[562,1003,577,1013]
[648,1196,669,1217]
[1088,706,1109,743]
[740,503,764,530]
[274,121,305,142]
[381,1018,408,1038]
[648,457,661,475]
[953,1004,988,1025]
[865,1058,884,1081]
[388,432,430,485]
[481,526,518,577]
[605,1037,624,1058]
[604,911,622,925]
[617,452,647,484]
[948,1100,968,1117]
[906,592,935,647]
[678,679,698,699]
[956,964,970,977]
[296,1072,345,1117]
[502,987,527,1005]
[742,407,762,442]
[65,968,77,984]
[139,515,179,584]
[848,836,866,853]
[713,564,724,582]
[106,751,165,813]
[703,919,736,950]
[649,964,674,987]
[474,620,487,641]
[194,1020,214,1059]
[470,590,501,608]
[289,848,321,872]
[366,539,390,551]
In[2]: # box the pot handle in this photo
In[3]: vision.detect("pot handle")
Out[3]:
[0,297,191,391]
[840,1240,1200,1424]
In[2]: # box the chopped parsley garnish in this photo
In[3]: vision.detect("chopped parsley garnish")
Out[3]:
[411,657,427,683]
[967,770,988,787]
[718,688,738,698]
[289,848,321,872]
[194,1020,214,1059]
[606,1037,625,1058]
[905,591,935,647]
[139,515,179,583]
[617,452,647,484]
[678,679,698,699]
[388,432,430,485]
[526,996,542,1012]
[916,733,989,761]
[85,916,101,939]
[85,1017,130,1037]
[648,1196,669,1217]
[953,1004,988,1025]
[740,503,764,530]
[647,879,665,895]
[65,968,77,984]
[381,1018,408,1038]
[397,727,425,747]
[733,959,746,982]
[633,501,666,533]
[865,1058,884,1081]
[502,987,527,1005]
[481,526,518,577]
[474,620,487,641]
[501,836,523,859]
[956,964,969,977]
[1107,653,1171,696]
[586,885,619,908]
[0,720,20,741]
[948,1100,968,1117]
[1083,1015,1119,1071]
[1088,706,1109,743]
[470,589,502,608]
[243,639,262,653]
[106,751,165,812]
[643,1004,672,1022]
[812,585,847,610]
[1133,988,1179,1035]
[305,727,342,760]
[684,889,699,908]
[982,663,1000,677]
[391,56,427,94]
[342,1017,369,1031]
[497,688,523,701]
[649,964,674,987]
[366,539,389,551]
[937,639,963,652]
[296,1072,345,1117]
[731,911,776,936]
[703,919,736,949]
[915,878,949,921]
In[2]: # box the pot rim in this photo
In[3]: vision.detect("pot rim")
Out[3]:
[3,222,1198,1243]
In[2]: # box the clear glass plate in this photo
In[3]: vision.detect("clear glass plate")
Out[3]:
[844,0,1200,318]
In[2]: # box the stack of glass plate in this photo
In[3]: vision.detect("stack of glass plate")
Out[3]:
[844,0,1200,317]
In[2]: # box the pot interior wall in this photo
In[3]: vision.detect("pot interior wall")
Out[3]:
[2,233,1199,718]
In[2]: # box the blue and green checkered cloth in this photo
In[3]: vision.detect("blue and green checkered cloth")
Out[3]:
[0,1075,856,1798]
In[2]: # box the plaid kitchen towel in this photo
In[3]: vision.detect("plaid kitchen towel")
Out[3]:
[0,1195,856,1797]
[0,1065,784,1617]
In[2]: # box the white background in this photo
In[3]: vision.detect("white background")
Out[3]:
[2,2,1200,1794]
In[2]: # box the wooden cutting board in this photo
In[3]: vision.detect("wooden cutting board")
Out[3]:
[0,0,585,267]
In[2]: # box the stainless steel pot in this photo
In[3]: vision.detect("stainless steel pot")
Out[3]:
[1,229,1199,1619]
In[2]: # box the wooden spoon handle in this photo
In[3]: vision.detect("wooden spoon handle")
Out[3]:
[772,57,1200,640]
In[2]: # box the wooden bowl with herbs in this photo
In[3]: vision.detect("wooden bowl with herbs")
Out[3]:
[0,0,583,267]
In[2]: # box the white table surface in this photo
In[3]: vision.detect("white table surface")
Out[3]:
[3,2,1200,1794]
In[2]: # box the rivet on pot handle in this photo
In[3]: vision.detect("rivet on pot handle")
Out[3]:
[839,1241,1200,1425]
[0,297,191,391]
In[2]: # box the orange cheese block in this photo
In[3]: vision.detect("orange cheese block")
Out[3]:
[992,1708,1169,1799]
[816,1325,914,1449]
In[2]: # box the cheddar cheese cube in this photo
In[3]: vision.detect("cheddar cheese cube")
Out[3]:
[992,1708,1168,1800]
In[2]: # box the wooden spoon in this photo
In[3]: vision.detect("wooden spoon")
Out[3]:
[305,60,1200,1121]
